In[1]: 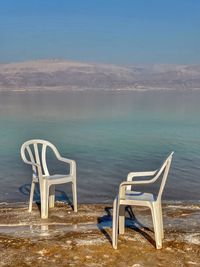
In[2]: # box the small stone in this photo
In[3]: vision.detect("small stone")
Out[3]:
[187,261,198,265]
[86,255,92,259]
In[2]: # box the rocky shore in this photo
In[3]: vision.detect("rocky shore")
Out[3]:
[0,202,199,267]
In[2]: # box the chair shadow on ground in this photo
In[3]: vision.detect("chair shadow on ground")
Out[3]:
[19,183,74,214]
[97,206,155,247]
[97,206,113,244]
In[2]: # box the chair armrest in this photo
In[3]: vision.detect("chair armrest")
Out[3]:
[58,156,74,164]
[120,180,154,188]
[119,170,158,198]
[57,157,76,177]
[119,180,151,199]
[49,145,76,177]
[125,170,157,192]
[127,170,157,181]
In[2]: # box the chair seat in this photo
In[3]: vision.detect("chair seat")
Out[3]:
[45,174,73,184]
[125,190,156,202]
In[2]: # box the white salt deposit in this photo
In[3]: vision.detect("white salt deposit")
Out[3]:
[184,234,200,245]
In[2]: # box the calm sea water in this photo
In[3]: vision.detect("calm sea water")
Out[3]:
[0,90,200,203]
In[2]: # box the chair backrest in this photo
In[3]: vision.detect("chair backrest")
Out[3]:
[21,139,59,179]
[155,152,174,200]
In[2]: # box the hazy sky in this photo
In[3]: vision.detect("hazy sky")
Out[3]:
[0,0,200,64]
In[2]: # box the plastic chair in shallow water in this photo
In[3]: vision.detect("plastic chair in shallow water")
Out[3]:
[112,152,174,249]
[21,139,77,219]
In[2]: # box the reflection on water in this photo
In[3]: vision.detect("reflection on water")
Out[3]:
[0,223,81,238]
[0,90,200,202]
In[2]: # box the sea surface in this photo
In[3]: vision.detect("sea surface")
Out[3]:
[0,90,200,203]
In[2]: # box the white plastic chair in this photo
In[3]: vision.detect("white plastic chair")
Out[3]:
[112,152,174,249]
[21,139,77,219]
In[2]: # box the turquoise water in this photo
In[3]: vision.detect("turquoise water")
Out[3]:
[0,90,200,203]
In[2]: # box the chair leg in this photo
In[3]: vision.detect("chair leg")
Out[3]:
[119,205,125,235]
[151,203,162,249]
[49,185,55,208]
[159,202,164,239]
[28,181,35,212]
[40,184,49,219]
[72,181,77,212]
[112,197,119,249]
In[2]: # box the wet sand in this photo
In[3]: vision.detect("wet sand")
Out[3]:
[0,202,199,267]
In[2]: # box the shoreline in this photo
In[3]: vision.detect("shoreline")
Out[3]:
[1,199,200,205]
[1,87,200,93]
[0,202,199,266]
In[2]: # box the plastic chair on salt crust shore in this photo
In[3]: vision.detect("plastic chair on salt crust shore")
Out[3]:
[21,139,77,219]
[112,152,174,249]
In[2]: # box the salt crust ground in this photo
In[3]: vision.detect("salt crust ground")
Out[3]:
[0,202,199,267]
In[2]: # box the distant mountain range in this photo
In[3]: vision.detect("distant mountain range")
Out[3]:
[0,60,200,91]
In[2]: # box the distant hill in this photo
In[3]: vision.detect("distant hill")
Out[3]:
[0,59,200,91]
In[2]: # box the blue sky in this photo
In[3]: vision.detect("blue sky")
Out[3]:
[0,0,200,64]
